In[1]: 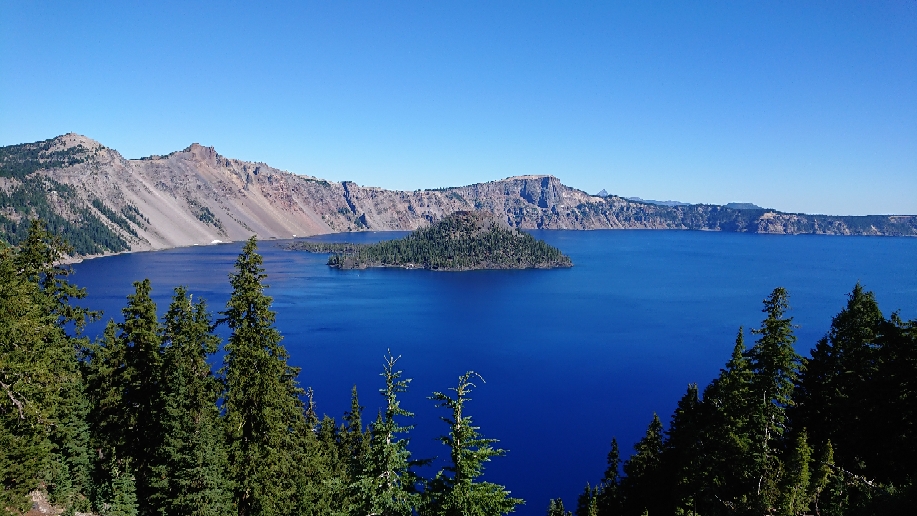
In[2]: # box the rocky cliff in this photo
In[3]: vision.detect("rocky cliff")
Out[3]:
[1,134,915,257]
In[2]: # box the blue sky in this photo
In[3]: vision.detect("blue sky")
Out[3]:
[1,1,914,215]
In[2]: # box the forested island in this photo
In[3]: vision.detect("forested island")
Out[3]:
[2,221,915,516]
[286,211,573,270]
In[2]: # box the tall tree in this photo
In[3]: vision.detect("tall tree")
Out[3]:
[595,439,622,516]
[794,284,884,476]
[221,237,306,516]
[0,221,94,514]
[661,384,703,515]
[421,371,523,516]
[620,414,664,516]
[150,287,232,516]
[746,287,801,512]
[118,279,163,514]
[351,353,423,516]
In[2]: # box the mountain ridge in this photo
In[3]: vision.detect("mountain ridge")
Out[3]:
[2,134,915,258]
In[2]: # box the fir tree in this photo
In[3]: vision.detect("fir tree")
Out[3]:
[220,237,307,516]
[661,385,703,515]
[746,287,801,512]
[547,497,573,516]
[794,284,883,476]
[778,430,813,516]
[698,328,755,513]
[574,484,598,516]
[421,371,523,516]
[620,414,664,516]
[0,221,94,513]
[150,287,232,516]
[117,279,163,514]
[595,439,622,515]
[352,353,423,516]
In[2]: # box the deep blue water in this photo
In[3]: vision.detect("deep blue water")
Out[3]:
[70,230,917,514]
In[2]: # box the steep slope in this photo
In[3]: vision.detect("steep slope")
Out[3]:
[1,134,915,257]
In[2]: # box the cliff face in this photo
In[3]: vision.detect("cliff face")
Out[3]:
[1,134,915,257]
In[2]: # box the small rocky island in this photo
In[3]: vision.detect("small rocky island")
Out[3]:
[286,211,573,271]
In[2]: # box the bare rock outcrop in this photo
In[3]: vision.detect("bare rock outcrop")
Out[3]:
[1,133,915,258]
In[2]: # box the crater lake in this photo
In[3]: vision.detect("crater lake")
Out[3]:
[70,230,917,515]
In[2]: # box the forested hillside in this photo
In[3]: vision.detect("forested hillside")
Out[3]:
[290,211,572,270]
[554,287,916,516]
[1,222,915,516]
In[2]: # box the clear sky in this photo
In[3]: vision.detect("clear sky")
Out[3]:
[1,1,914,215]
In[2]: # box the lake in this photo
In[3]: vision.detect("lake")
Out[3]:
[70,230,917,514]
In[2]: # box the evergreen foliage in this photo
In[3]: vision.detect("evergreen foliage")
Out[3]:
[149,287,232,516]
[350,353,424,516]
[322,211,572,270]
[422,371,522,516]
[220,237,307,516]
[0,221,93,514]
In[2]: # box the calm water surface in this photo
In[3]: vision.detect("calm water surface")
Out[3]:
[71,230,917,514]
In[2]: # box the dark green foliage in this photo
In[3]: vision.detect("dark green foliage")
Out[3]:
[0,177,129,254]
[0,222,94,514]
[284,241,369,254]
[594,439,622,515]
[325,211,572,270]
[745,287,801,511]
[350,353,424,516]
[91,199,138,238]
[0,138,88,179]
[421,371,522,516]
[620,414,665,516]
[149,287,232,516]
[547,497,573,516]
[220,237,307,516]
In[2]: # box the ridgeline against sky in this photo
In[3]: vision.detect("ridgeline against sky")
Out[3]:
[1,2,914,216]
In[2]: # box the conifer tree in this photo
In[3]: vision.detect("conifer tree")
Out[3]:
[116,279,163,514]
[351,353,423,516]
[105,458,139,516]
[794,284,883,476]
[746,287,801,512]
[221,237,306,516]
[0,221,94,513]
[662,385,703,514]
[698,328,755,513]
[421,371,523,516]
[595,439,622,515]
[574,484,598,516]
[150,287,232,516]
[620,414,664,516]
[547,497,573,516]
[778,430,813,516]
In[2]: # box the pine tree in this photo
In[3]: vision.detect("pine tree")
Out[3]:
[0,221,94,513]
[117,279,163,514]
[547,497,573,516]
[698,328,755,513]
[352,353,423,516]
[595,439,622,515]
[221,237,307,516]
[620,414,664,516]
[778,430,812,515]
[794,284,883,476]
[421,371,523,516]
[105,458,138,516]
[746,287,801,512]
[150,287,232,516]
[575,484,598,516]
[661,385,703,515]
